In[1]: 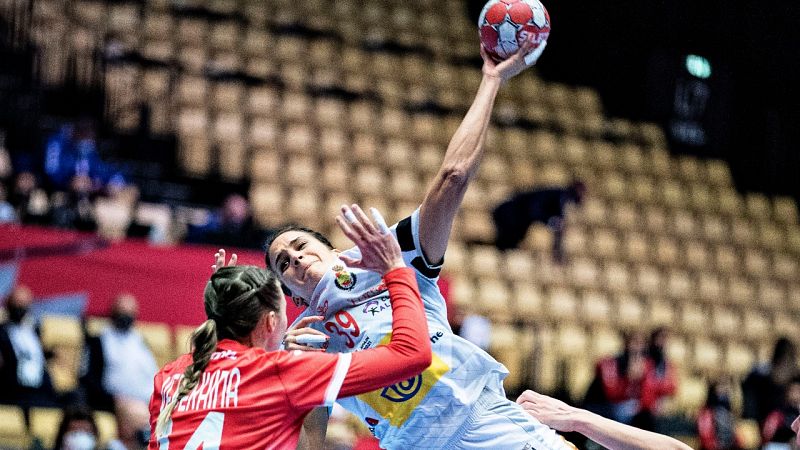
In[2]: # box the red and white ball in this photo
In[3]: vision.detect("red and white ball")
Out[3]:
[479,0,551,62]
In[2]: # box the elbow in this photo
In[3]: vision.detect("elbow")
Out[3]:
[409,344,433,374]
[437,165,470,192]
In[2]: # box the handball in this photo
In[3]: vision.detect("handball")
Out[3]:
[478,0,551,63]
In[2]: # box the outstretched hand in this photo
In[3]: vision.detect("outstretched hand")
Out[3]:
[211,248,237,272]
[482,36,547,83]
[334,204,405,275]
[516,390,578,432]
[282,315,329,352]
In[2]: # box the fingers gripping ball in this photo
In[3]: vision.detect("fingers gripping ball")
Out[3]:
[479,0,551,62]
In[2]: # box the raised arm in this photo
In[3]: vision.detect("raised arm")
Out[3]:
[516,390,692,450]
[334,205,431,396]
[418,38,545,264]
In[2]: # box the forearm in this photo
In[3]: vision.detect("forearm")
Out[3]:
[338,268,431,397]
[419,75,502,262]
[572,410,691,450]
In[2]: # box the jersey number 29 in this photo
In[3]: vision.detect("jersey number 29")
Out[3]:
[159,412,225,450]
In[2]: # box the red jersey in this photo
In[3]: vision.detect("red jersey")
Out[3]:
[148,268,430,450]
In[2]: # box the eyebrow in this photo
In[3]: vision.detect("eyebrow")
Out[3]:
[274,237,303,269]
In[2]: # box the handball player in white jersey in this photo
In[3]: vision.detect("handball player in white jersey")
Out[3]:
[235,38,571,449]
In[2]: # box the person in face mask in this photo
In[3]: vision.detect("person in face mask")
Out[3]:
[0,285,60,408]
[53,405,99,450]
[96,294,156,450]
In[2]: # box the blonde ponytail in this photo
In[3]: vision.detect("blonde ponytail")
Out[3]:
[155,319,218,436]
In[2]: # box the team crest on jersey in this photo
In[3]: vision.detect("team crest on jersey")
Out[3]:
[358,334,450,427]
[333,265,357,291]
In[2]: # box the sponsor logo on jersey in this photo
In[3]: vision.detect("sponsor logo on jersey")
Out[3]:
[357,334,450,427]
[350,282,388,305]
[362,296,391,316]
[316,299,329,316]
[333,267,357,291]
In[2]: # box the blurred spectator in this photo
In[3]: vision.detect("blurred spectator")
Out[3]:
[742,337,798,425]
[52,405,99,450]
[50,175,97,231]
[10,171,49,224]
[44,120,119,191]
[0,184,17,223]
[0,130,12,185]
[80,294,154,449]
[0,285,60,408]
[698,379,742,450]
[582,330,674,431]
[762,375,800,446]
[647,327,678,415]
[492,180,586,262]
[186,193,269,249]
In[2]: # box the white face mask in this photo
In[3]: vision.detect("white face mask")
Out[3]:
[63,431,97,450]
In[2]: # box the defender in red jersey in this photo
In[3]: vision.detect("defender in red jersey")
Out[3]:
[148,205,431,450]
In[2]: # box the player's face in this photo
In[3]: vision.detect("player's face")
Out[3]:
[268,231,339,301]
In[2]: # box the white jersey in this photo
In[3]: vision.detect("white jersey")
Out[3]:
[292,209,510,449]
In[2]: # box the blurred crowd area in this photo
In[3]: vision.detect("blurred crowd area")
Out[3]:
[0,0,799,449]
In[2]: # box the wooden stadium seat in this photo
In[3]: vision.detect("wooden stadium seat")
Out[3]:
[503,249,535,282]
[581,290,612,325]
[635,264,662,296]
[716,187,743,216]
[562,224,587,258]
[684,240,710,270]
[648,298,676,327]
[30,407,62,450]
[569,257,600,289]
[388,169,420,203]
[488,324,524,393]
[0,405,28,449]
[511,281,544,318]
[660,180,685,210]
[701,214,728,243]
[742,309,770,341]
[521,223,553,255]
[174,324,196,358]
[590,326,623,360]
[95,410,118,446]
[725,341,756,377]
[137,321,173,368]
[665,334,688,363]
[450,274,475,310]
[735,419,761,450]
[591,228,619,259]
[353,164,385,196]
[689,182,714,212]
[218,141,247,181]
[615,294,644,328]
[674,373,707,416]
[715,245,739,274]
[250,183,285,228]
[680,303,707,335]
[459,210,495,245]
[643,205,669,236]
[211,82,244,113]
[743,248,770,277]
[745,192,772,220]
[711,306,741,338]
[475,277,512,320]
[283,155,318,188]
[697,272,724,303]
[731,218,757,246]
[247,117,280,149]
[623,231,650,264]
[672,210,699,239]
[287,188,322,230]
[757,222,784,251]
[677,155,703,182]
[282,122,317,155]
[693,338,722,375]
[773,252,799,282]
[546,287,578,322]
[250,149,282,182]
[773,196,799,223]
[728,276,755,306]
[41,315,82,393]
[654,237,679,267]
[705,159,733,187]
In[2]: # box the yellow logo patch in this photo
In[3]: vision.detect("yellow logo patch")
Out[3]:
[357,334,450,427]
